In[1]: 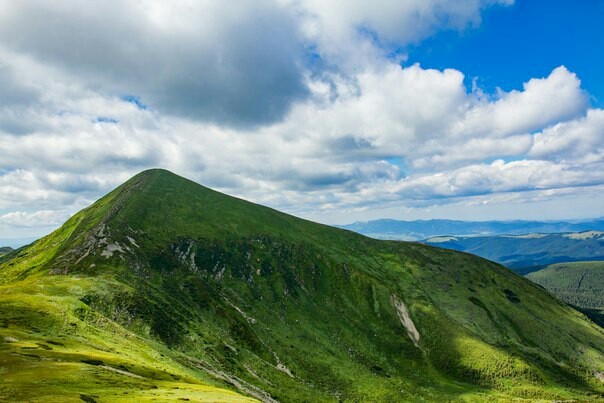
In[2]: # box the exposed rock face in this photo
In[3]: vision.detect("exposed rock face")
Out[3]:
[390,294,420,348]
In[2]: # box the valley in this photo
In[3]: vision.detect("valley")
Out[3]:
[424,232,604,273]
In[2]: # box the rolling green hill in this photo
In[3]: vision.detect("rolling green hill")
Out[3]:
[1,169,604,401]
[527,261,604,327]
[425,232,604,272]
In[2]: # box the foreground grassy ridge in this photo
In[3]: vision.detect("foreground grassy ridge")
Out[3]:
[2,169,604,401]
[0,273,255,402]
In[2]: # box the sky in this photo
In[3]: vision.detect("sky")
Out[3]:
[1,0,603,247]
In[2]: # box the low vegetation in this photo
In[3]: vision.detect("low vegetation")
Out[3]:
[1,169,604,401]
[527,261,604,327]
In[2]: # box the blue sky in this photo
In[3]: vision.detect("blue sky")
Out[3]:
[408,0,604,107]
[0,1,603,246]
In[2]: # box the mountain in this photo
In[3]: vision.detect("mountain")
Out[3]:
[527,261,604,327]
[1,169,604,401]
[0,246,13,256]
[339,218,604,241]
[424,232,604,273]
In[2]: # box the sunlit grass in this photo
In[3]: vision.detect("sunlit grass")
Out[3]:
[1,169,603,401]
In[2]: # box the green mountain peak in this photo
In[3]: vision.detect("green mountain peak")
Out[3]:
[2,170,604,401]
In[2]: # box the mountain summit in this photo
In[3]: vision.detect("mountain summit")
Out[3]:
[1,169,604,401]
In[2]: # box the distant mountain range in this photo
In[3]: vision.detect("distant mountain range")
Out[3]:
[338,218,604,241]
[424,231,604,272]
[0,237,40,249]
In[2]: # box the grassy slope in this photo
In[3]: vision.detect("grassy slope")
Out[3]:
[0,179,253,401]
[0,274,255,402]
[1,169,604,401]
[527,261,604,327]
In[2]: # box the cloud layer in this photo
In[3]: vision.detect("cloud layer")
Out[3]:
[1,0,603,242]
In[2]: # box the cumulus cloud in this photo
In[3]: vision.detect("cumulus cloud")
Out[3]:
[0,210,69,228]
[1,0,603,242]
[274,63,588,171]
[390,159,604,200]
[0,0,513,127]
[290,0,514,68]
[529,108,604,164]
[453,66,587,139]
[0,64,37,109]
[0,1,307,127]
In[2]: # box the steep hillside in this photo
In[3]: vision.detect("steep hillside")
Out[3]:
[1,169,604,401]
[527,261,604,327]
[425,232,604,272]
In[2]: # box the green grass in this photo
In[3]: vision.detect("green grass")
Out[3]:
[1,169,604,401]
[526,261,604,309]
[527,261,604,328]
[0,273,255,402]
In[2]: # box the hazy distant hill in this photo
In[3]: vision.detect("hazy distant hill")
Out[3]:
[0,246,13,256]
[424,231,604,272]
[339,218,604,241]
[527,261,604,326]
[2,169,604,401]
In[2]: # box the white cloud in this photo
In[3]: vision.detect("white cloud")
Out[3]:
[0,0,308,126]
[453,66,587,139]
[290,0,514,68]
[0,0,514,127]
[529,108,604,163]
[1,0,603,244]
[0,210,69,227]
[0,59,601,236]
[389,159,604,200]
[275,63,588,171]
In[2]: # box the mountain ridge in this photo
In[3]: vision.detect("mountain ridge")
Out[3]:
[339,217,604,241]
[424,231,604,272]
[0,246,12,256]
[2,169,604,401]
